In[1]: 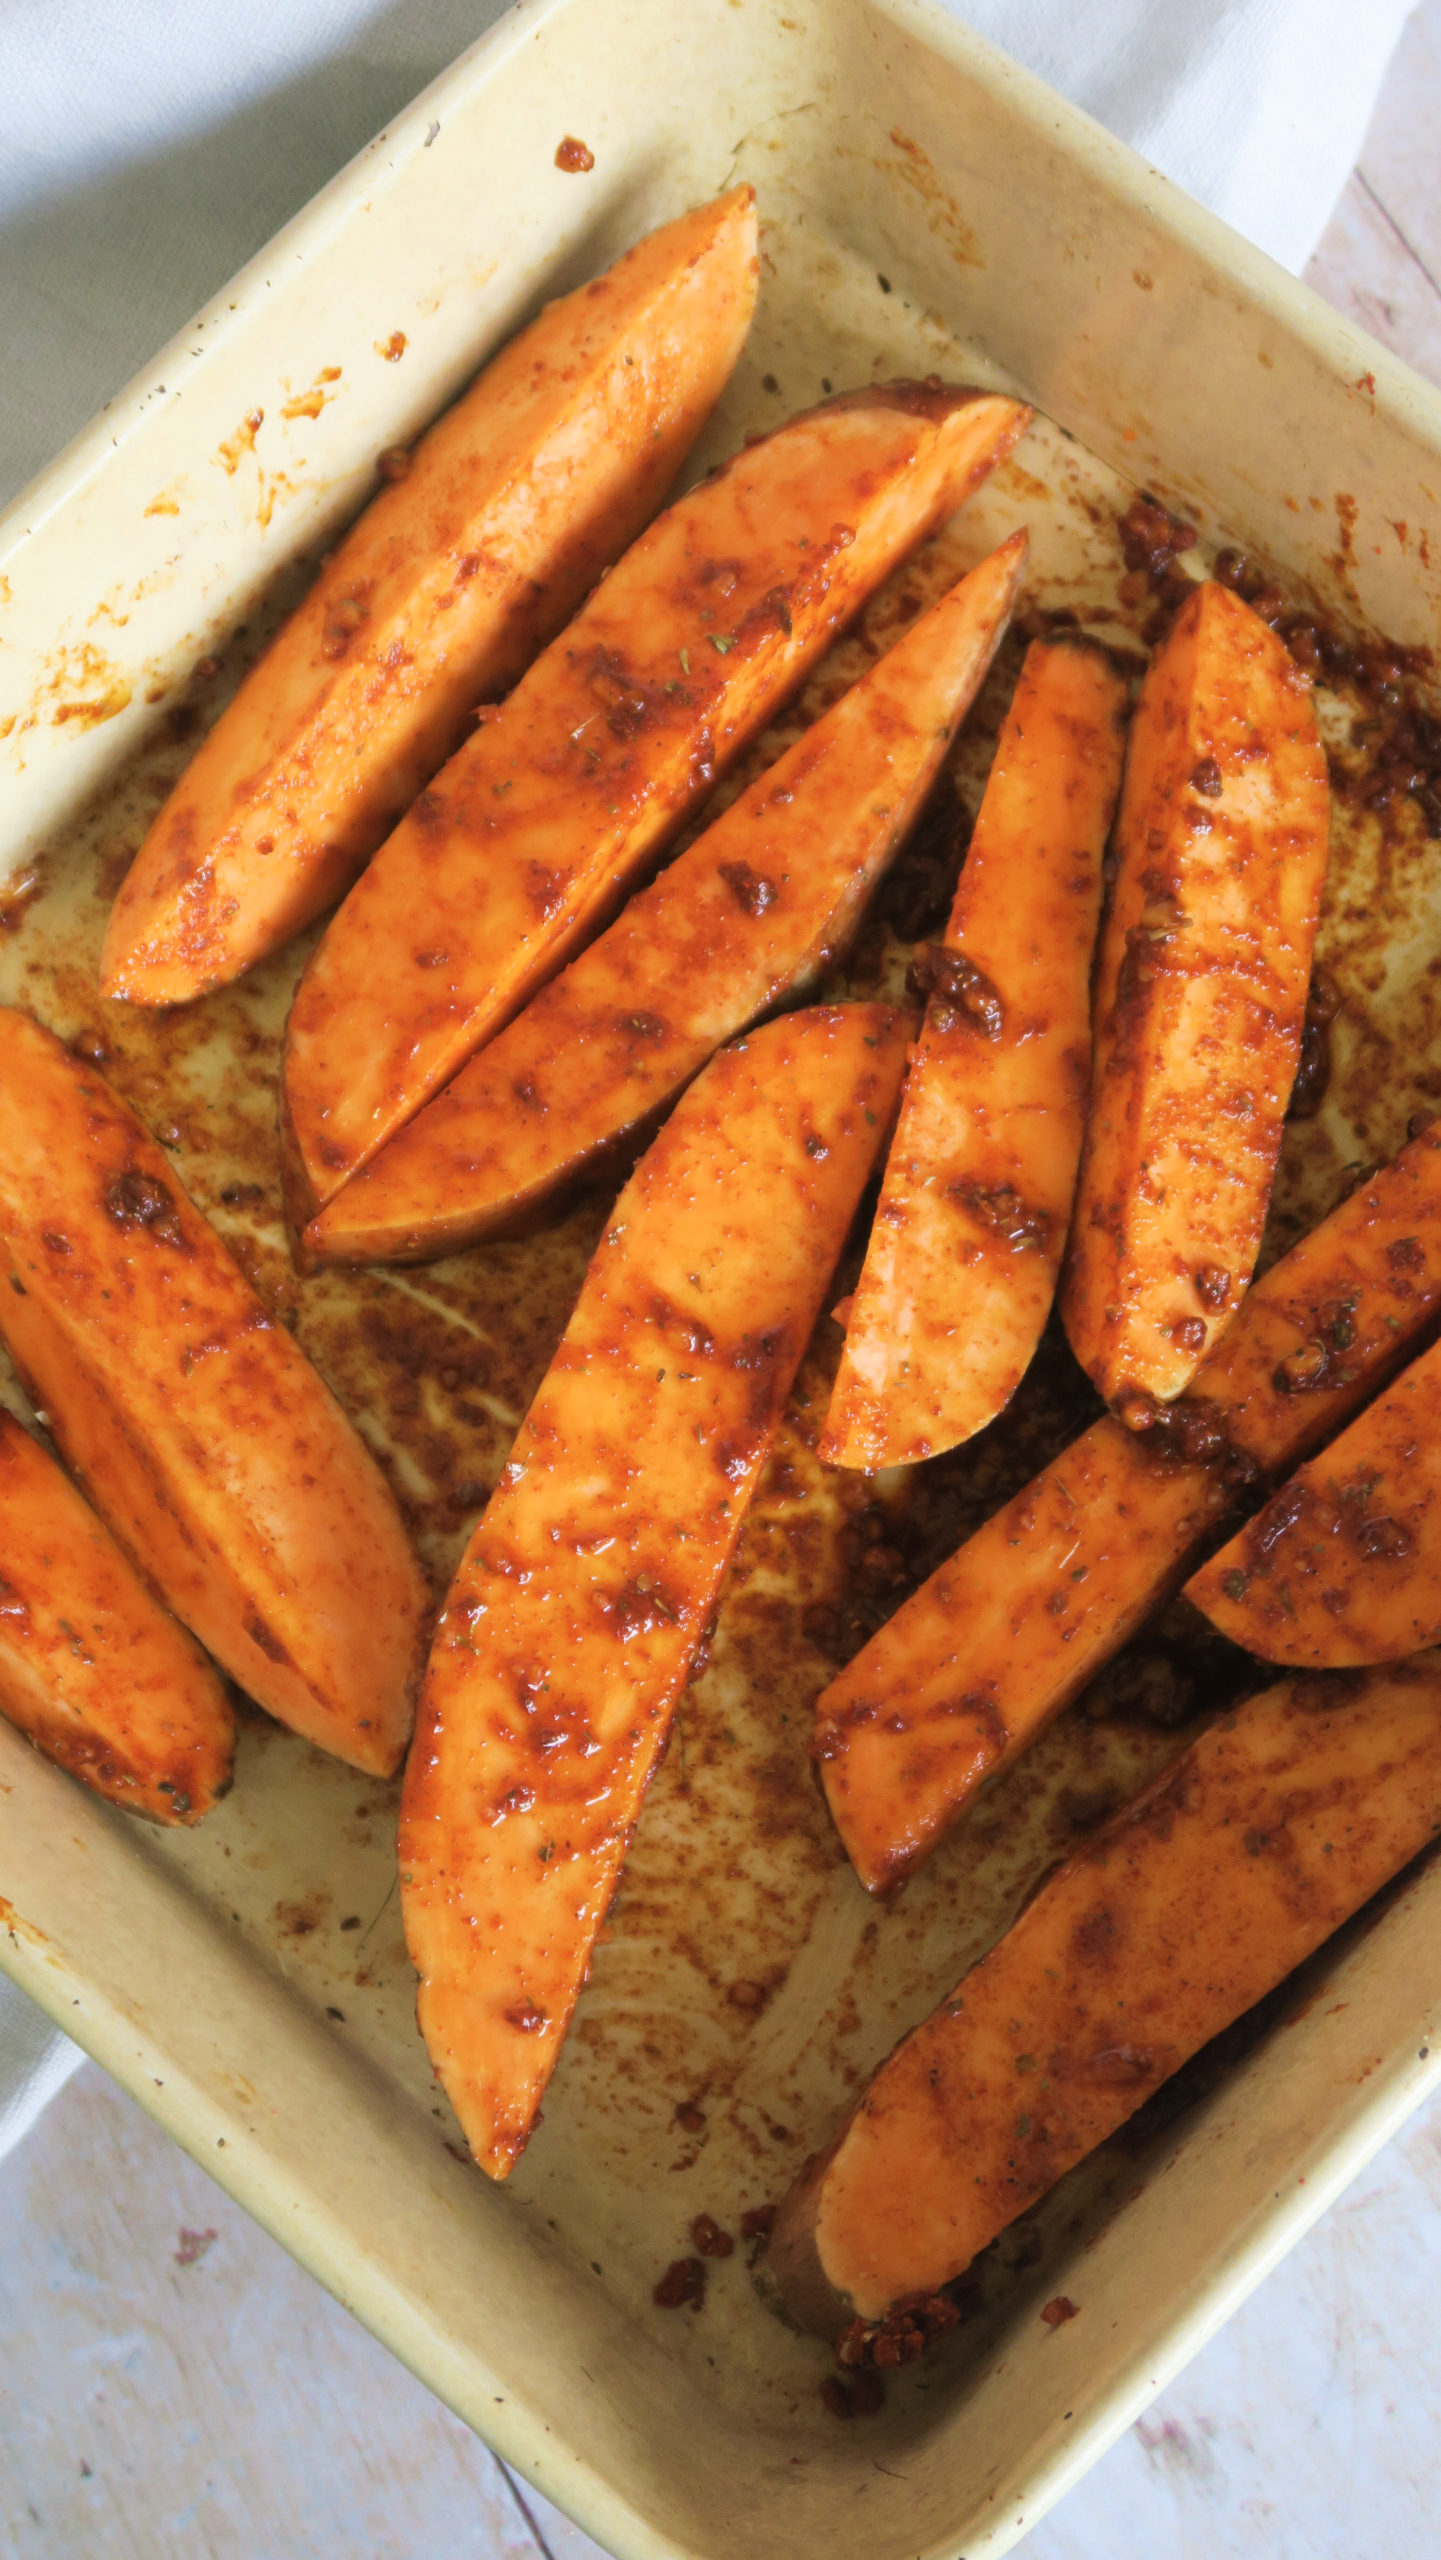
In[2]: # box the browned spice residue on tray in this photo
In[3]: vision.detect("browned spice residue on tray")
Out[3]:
[3,380,1440,2431]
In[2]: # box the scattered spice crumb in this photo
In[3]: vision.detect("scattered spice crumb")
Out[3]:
[653,2255,707,2309]
[837,2295,961,2368]
[1041,2295,1079,2328]
[691,2212,734,2259]
[174,2226,217,2269]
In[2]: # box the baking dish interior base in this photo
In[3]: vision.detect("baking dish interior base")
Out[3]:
[4,4,1441,2554]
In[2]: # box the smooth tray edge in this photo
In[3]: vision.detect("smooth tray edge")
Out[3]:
[4,0,1441,2553]
[0,0,566,562]
[872,0,1441,449]
[5,0,1441,895]
[7,0,1441,577]
[8,1718,1441,2560]
[0,1738,689,2560]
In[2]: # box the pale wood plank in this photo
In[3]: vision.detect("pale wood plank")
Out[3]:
[1306,172,1441,391]
[1304,0,1441,390]
[1354,0,1441,279]
[0,2068,556,2560]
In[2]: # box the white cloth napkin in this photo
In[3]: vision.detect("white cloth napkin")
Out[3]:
[957,0,1415,276]
[0,0,1417,511]
[0,0,1415,2156]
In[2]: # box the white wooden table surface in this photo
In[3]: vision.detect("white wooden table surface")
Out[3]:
[5,9,1441,2557]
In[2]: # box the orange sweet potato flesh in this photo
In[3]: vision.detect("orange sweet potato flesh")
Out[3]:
[99,190,761,1005]
[771,1656,1441,2331]
[1189,1326,1441,1665]
[1062,580,1330,1407]
[400,1004,909,2178]
[822,634,1125,1467]
[816,1121,1441,1892]
[282,382,1032,1221]
[304,533,1026,1267]
[0,1412,233,1821]
[0,1010,427,1774]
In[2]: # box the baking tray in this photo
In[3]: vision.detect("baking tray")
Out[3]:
[4,2,1441,2554]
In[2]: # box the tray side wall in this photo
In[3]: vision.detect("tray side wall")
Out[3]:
[4,3,1441,2557]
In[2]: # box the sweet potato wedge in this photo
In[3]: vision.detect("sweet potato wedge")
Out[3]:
[771,1656,1441,2331]
[821,634,1125,1467]
[0,1411,233,1821]
[282,381,1032,1220]
[304,533,1027,1267]
[100,189,761,1005]
[1189,1328,1441,1665]
[816,1120,1441,1892]
[400,1003,909,2178]
[0,1010,427,1775]
[1062,579,1330,1406]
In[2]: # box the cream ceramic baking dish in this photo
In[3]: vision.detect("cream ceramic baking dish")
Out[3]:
[4,3,1441,2554]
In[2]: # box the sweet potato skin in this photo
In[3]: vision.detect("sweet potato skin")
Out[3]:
[400,1005,910,2179]
[822,634,1125,1467]
[0,1010,426,1775]
[817,1120,1441,1892]
[773,1657,1441,2331]
[100,190,761,1004]
[303,533,1026,1267]
[817,1419,1227,1894]
[1174,1125,1441,1466]
[1189,1328,1441,1665]
[282,383,1032,1220]
[1062,580,1330,1405]
[0,1412,234,1821]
